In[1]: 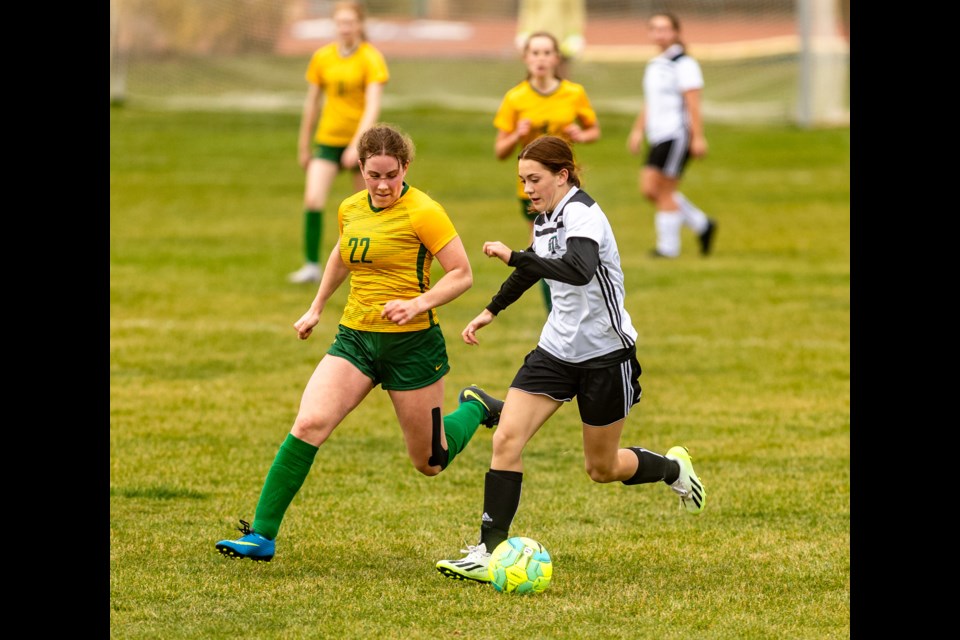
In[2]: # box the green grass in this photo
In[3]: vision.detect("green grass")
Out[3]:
[110,106,849,639]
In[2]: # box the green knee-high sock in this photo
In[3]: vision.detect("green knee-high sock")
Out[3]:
[442,401,485,465]
[304,210,323,263]
[252,433,319,540]
[539,279,552,312]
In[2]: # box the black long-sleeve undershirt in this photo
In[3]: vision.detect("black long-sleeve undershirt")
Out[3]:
[486,236,600,315]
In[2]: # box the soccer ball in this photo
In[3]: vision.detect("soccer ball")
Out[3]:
[487,536,553,594]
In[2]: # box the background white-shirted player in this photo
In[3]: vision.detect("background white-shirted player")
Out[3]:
[628,12,717,259]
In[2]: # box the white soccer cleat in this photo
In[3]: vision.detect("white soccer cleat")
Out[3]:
[666,446,706,514]
[288,262,321,284]
[436,543,491,583]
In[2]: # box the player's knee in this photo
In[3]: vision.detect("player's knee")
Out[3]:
[291,413,329,443]
[584,461,618,484]
[305,196,328,210]
[413,458,442,477]
[491,427,517,452]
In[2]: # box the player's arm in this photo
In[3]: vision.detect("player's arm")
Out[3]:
[381,236,473,326]
[564,119,600,144]
[495,121,532,160]
[295,238,349,340]
[480,241,542,315]
[509,236,599,285]
[683,87,708,158]
[298,82,323,170]
[343,81,385,168]
[627,107,645,155]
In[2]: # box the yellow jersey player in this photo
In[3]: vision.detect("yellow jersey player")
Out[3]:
[216,124,504,563]
[493,31,599,313]
[289,1,390,284]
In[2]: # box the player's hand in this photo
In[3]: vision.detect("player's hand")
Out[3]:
[563,123,584,142]
[294,308,321,340]
[516,119,532,138]
[381,298,422,326]
[462,309,495,345]
[341,145,359,170]
[482,241,512,264]
[627,129,644,155]
[298,148,313,170]
[690,135,708,159]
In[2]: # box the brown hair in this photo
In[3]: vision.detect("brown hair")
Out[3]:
[522,31,563,81]
[357,124,415,166]
[334,1,367,41]
[650,12,685,50]
[518,135,581,188]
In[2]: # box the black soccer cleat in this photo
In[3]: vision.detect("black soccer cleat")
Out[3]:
[699,218,717,256]
[458,385,504,428]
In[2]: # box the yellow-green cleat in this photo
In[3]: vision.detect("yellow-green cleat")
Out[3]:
[665,446,706,514]
[436,543,492,583]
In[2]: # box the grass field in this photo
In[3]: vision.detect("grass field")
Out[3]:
[110,105,850,639]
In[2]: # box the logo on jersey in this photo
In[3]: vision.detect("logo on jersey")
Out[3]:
[548,235,560,255]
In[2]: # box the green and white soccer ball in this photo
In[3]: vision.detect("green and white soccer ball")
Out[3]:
[487,536,553,594]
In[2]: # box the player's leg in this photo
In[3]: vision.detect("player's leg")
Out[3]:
[391,380,505,474]
[579,353,706,512]
[674,191,717,256]
[437,349,567,583]
[349,162,365,194]
[390,379,447,476]
[216,353,374,560]
[643,138,687,257]
[578,353,651,483]
[290,153,340,283]
[382,325,500,474]
[581,420,705,514]
[646,170,683,258]
[436,388,560,582]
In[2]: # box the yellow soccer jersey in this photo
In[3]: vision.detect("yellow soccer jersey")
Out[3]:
[336,185,458,333]
[305,41,390,147]
[493,79,597,198]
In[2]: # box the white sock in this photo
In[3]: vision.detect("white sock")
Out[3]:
[654,211,683,257]
[675,192,709,234]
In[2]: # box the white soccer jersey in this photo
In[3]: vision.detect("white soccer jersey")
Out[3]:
[533,187,638,362]
[642,43,704,144]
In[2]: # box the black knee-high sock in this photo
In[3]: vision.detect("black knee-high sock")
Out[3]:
[622,447,680,485]
[479,469,523,551]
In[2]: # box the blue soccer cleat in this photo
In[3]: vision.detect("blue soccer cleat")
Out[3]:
[216,519,275,562]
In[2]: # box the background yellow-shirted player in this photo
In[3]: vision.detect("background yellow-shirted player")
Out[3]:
[493,31,600,312]
[289,1,389,284]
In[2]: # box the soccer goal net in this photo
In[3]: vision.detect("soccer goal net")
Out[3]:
[110,0,849,127]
